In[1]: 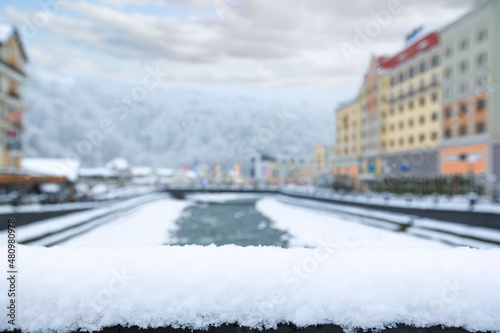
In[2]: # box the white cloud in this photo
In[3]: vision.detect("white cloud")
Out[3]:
[3,0,475,94]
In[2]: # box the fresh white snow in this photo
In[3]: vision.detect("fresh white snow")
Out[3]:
[21,157,80,182]
[1,245,499,332]
[60,197,189,247]
[269,195,500,248]
[187,193,264,203]
[281,188,500,214]
[0,194,182,247]
[256,197,445,248]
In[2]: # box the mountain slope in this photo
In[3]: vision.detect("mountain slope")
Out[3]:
[22,68,334,168]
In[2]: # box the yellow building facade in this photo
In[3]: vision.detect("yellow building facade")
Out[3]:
[0,24,27,170]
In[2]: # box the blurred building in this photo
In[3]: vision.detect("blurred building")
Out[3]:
[0,23,27,169]
[277,155,314,185]
[439,0,500,194]
[250,152,278,184]
[314,145,335,175]
[332,0,500,195]
[333,98,361,186]
[250,152,314,185]
[359,56,391,181]
[383,32,442,175]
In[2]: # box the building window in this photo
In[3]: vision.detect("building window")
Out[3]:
[399,121,404,129]
[432,112,438,121]
[477,98,486,111]
[477,53,487,67]
[409,67,415,78]
[459,81,469,94]
[444,107,452,119]
[399,104,404,112]
[477,29,488,42]
[409,119,414,127]
[460,60,469,73]
[444,129,452,138]
[419,97,425,106]
[409,101,414,110]
[476,74,487,89]
[399,72,404,83]
[390,108,395,115]
[459,126,467,136]
[459,38,469,51]
[460,104,468,115]
[419,79,425,92]
[445,46,453,58]
[399,138,404,146]
[432,132,439,141]
[476,122,486,133]
[420,61,427,73]
[431,74,438,87]
[432,92,438,102]
[419,134,425,142]
[390,140,395,147]
[419,116,425,124]
[444,67,453,79]
[444,86,453,99]
[409,136,414,145]
[431,55,440,67]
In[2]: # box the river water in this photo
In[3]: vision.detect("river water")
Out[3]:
[170,197,290,247]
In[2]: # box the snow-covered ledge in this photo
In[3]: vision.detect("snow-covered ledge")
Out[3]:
[1,245,500,333]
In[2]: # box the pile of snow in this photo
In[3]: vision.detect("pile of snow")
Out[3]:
[1,246,499,332]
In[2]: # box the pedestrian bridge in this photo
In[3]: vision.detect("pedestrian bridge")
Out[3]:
[163,184,280,199]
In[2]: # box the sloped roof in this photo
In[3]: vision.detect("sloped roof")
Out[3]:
[0,21,28,62]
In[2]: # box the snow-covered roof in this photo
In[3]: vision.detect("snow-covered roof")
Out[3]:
[22,158,80,182]
[131,166,154,177]
[105,158,130,171]
[0,22,14,44]
[0,21,28,61]
[79,167,116,178]
[156,168,174,177]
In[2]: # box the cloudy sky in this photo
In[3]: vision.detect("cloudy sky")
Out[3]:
[2,0,475,106]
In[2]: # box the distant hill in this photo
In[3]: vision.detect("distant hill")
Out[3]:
[22,67,333,169]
